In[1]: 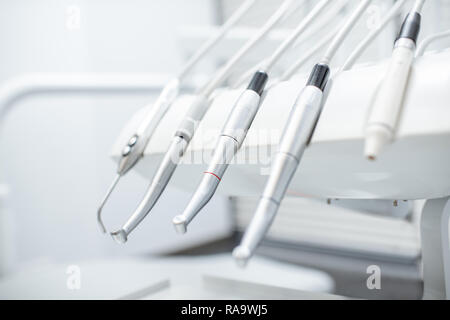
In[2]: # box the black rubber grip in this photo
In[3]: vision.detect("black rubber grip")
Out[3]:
[396,12,421,43]
[306,64,330,91]
[247,71,268,96]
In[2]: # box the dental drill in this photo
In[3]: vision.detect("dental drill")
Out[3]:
[96,0,257,233]
[110,0,296,243]
[233,0,373,266]
[365,0,425,160]
[173,0,332,234]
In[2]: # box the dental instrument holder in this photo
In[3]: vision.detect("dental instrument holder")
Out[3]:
[111,49,450,299]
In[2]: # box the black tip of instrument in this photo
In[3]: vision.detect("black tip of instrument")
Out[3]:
[306,64,330,91]
[247,71,268,96]
[396,12,421,44]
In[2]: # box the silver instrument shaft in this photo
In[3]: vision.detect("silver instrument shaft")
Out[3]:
[233,84,326,265]
[173,72,267,233]
[111,136,188,243]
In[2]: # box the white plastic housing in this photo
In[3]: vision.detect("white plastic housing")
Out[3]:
[113,50,450,200]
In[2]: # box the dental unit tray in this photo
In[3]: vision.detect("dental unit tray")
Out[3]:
[112,50,450,201]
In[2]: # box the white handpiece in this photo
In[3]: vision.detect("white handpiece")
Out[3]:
[365,40,415,160]
[364,1,424,160]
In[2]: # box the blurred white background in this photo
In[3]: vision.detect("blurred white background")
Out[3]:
[0,0,449,299]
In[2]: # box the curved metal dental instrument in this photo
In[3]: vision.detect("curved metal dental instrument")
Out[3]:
[229,0,410,253]
[96,0,257,233]
[173,71,268,234]
[173,0,332,234]
[365,0,425,160]
[110,0,295,243]
[233,0,373,267]
[111,136,188,243]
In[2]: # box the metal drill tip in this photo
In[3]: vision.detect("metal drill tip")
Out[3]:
[97,174,122,234]
[110,229,128,244]
[232,246,251,268]
[172,215,187,234]
[111,136,188,242]
[174,172,222,234]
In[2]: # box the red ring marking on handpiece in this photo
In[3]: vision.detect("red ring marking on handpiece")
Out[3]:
[204,172,221,181]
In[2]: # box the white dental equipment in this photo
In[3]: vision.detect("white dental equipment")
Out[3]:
[416,29,450,57]
[172,0,332,234]
[96,0,257,233]
[231,0,349,89]
[232,0,373,266]
[109,0,296,243]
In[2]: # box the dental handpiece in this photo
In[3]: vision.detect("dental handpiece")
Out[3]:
[173,0,332,234]
[97,79,180,233]
[110,0,295,243]
[365,0,424,160]
[232,0,348,89]
[96,0,257,234]
[233,68,331,266]
[173,72,268,234]
[233,0,373,266]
